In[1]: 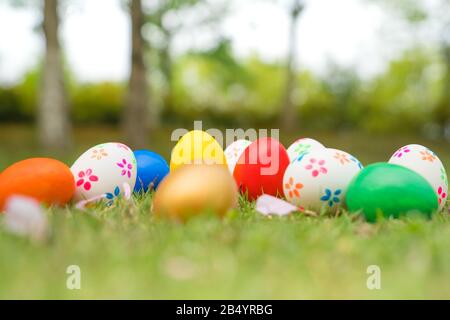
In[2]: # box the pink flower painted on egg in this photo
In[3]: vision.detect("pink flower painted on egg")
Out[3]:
[305,158,327,178]
[117,159,133,178]
[76,169,99,191]
[438,186,447,206]
[393,146,411,158]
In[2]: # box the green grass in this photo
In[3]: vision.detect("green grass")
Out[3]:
[0,124,449,299]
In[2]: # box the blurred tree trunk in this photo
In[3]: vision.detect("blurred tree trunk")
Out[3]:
[280,1,303,131]
[123,0,149,148]
[39,0,71,150]
[160,30,173,118]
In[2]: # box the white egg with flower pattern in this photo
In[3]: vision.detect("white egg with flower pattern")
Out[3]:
[286,138,325,163]
[283,148,363,211]
[71,142,137,203]
[388,144,448,211]
[224,139,252,174]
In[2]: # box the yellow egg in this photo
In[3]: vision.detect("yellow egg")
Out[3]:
[170,130,227,171]
[153,164,238,222]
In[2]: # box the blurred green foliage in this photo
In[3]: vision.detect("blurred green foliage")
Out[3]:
[0,47,448,137]
[71,82,124,123]
[355,49,445,134]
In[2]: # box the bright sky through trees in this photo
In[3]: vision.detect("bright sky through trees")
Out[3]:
[0,0,418,84]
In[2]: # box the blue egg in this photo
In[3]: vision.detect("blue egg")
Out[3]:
[133,150,169,193]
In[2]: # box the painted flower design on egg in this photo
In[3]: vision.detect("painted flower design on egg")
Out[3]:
[438,187,447,206]
[284,177,303,199]
[320,188,342,207]
[440,167,448,187]
[393,146,411,158]
[305,158,327,177]
[117,143,131,151]
[91,148,108,160]
[334,152,350,165]
[105,186,121,206]
[117,159,133,178]
[76,169,99,191]
[420,150,436,162]
[295,154,308,162]
[350,156,363,170]
[294,143,311,156]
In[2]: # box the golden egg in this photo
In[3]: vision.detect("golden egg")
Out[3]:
[170,130,227,171]
[152,164,238,222]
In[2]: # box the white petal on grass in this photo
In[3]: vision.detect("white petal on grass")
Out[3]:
[75,194,107,210]
[3,196,49,242]
[256,194,299,216]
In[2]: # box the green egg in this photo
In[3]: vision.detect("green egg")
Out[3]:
[346,163,438,222]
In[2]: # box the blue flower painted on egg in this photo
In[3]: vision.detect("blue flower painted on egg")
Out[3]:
[105,186,121,206]
[320,188,342,207]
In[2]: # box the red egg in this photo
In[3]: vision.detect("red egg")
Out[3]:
[233,137,290,200]
[0,158,75,211]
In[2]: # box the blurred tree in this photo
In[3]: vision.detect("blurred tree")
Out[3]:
[371,0,450,138]
[321,62,360,130]
[117,0,226,133]
[143,0,226,119]
[172,51,286,125]
[39,0,72,150]
[123,0,149,148]
[436,24,450,139]
[0,87,22,122]
[280,0,304,131]
[359,49,440,134]
[171,39,253,123]
[6,0,72,149]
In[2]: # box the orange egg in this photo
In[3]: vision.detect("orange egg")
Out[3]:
[0,158,75,211]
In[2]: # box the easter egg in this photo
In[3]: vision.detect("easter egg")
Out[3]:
[283,148,363,211]
[170,130,227,171]
[388,144,448,211]
[71,142,137,203]
[133,150,169,193]
[346,163,438,222]
[224,139,252,174]
[287,138,325,162]
[153,164,238,222]
[233,137,290,200]
[0,158,75,210]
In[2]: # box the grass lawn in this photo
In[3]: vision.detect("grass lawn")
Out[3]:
[0,124,449,299]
